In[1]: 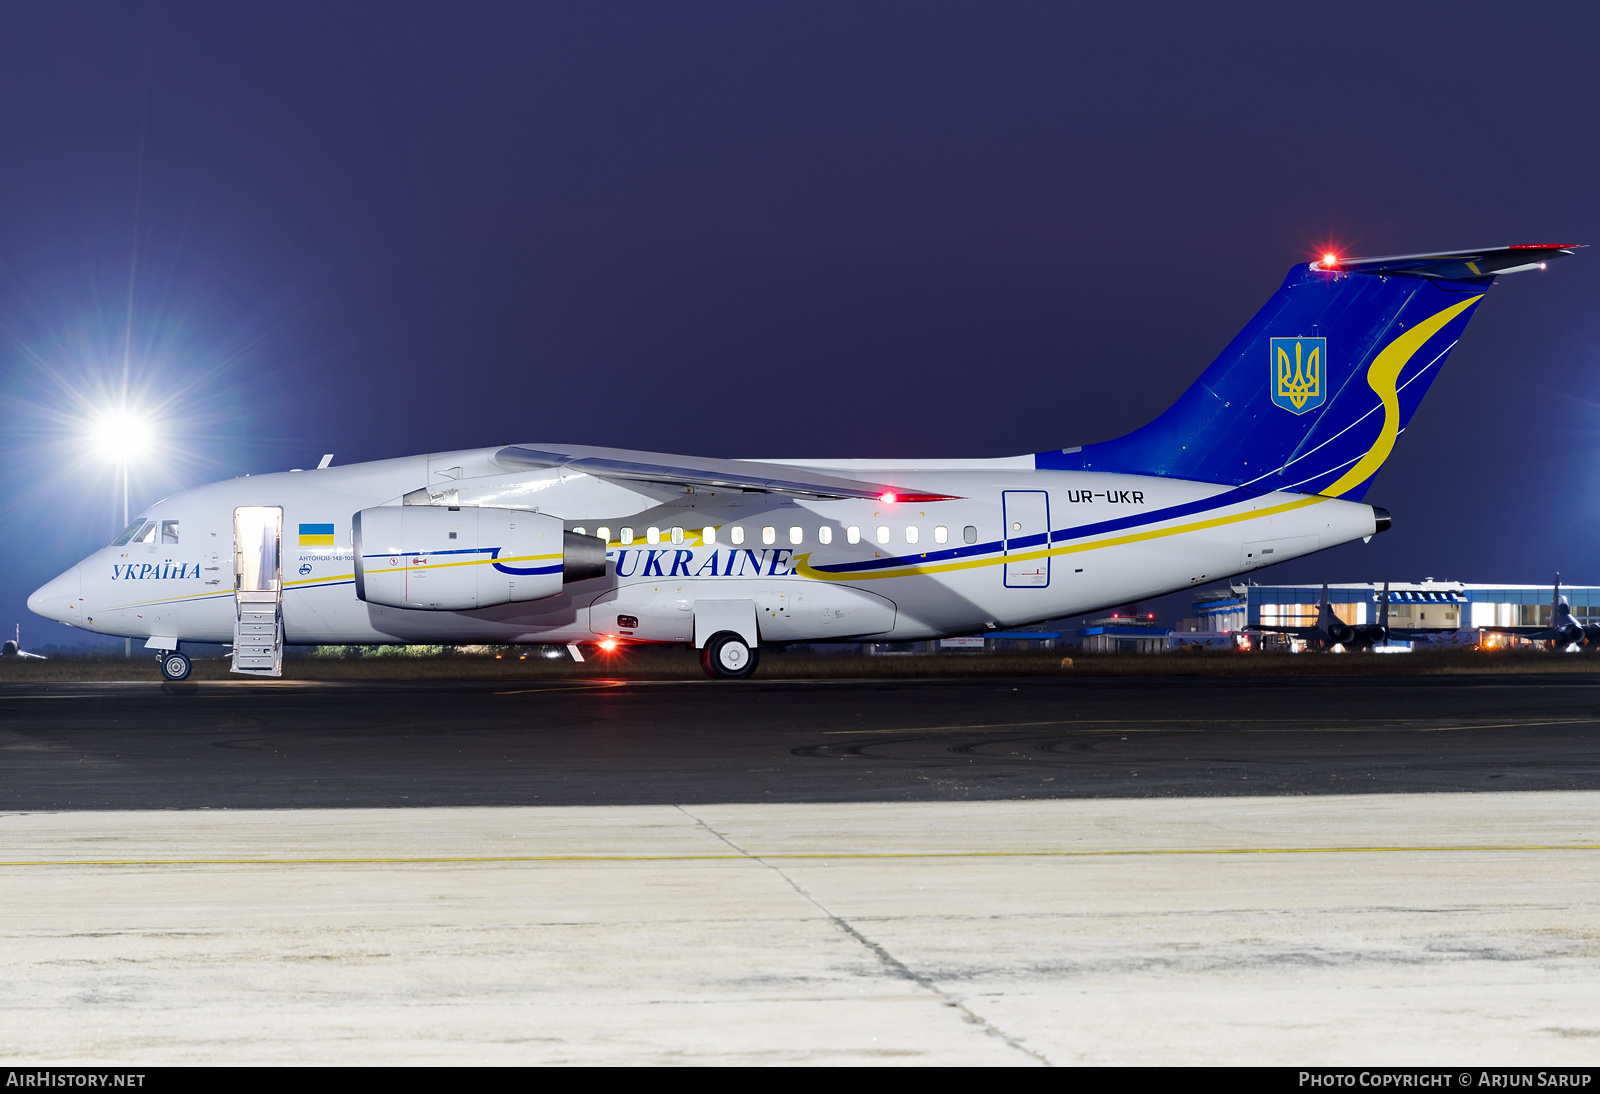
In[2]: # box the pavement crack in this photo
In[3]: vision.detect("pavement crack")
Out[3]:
[673,804,1050,1066]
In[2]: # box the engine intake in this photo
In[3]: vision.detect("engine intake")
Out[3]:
[354,506,605,611]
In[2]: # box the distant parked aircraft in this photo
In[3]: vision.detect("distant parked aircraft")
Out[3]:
[2,624,46,660]
[1251,581,1438,651]
[1481,576,1599,651]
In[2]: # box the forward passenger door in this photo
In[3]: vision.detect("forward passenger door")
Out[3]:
[232,506,284,676]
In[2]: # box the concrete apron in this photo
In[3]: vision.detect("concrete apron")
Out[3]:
[2,792,1598,1065]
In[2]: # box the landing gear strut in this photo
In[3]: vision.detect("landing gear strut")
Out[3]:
[159,650,192,681]
[700,632,758,679]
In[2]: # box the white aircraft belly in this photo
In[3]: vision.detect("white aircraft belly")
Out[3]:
[587,580,897,642]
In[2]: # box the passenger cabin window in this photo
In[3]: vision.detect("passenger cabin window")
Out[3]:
[596,526,611,543]
[647,527,661,545]
[847,526,861,544]
[620,527,635,545]
[876,526,890,545]
[762,526,776,545]
[789,526,802,545]
[572,527,586,536]
[818,526,833,545]
[963,525,978,544]
[905,526,919,544]
[731,527,746,545]
[161,520,179,544]
[934,526,948,544]
[671,527,684,545]
[702,526,717,545]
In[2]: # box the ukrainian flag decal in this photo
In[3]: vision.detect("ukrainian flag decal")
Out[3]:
[298,523,336,547]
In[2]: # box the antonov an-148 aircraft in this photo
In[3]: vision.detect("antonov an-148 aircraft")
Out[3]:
[29,243,1579,680]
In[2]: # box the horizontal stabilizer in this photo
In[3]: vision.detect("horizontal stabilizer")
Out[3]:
[1315,244,1581,280]
[497,445,961,502]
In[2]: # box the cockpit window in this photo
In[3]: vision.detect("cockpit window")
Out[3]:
[110,519,153,547]
[133,522,157,544]
[161,520,179,544]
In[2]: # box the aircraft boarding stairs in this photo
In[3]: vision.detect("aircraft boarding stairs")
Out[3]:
[230,505,285,677]
[232,591,283,676]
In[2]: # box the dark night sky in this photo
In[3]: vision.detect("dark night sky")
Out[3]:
[4,2,1599,645]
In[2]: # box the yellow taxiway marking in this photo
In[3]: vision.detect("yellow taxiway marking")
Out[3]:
[822,717,1600,735]
[494,681,631,695]
[3,846,1600,867]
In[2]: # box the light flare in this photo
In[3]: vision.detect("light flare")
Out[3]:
[86,406,159,462]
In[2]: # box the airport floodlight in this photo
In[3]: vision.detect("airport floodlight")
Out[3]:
[87,407,157,462]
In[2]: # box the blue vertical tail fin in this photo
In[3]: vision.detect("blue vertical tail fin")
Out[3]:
[1038,245,1579,500]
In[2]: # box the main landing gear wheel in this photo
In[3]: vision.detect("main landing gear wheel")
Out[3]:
[159,651,192,682]
[700,632,758,679]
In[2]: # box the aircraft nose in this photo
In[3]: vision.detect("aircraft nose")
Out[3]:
[27,565,82,622]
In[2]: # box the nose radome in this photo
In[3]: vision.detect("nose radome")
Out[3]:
[27,565,82,622]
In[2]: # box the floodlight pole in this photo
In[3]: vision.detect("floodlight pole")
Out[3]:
[122,458,130,660]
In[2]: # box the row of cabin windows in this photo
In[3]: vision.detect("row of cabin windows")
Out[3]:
[105,517,985,552]
[571,524,981,547]
[111,518,179,546]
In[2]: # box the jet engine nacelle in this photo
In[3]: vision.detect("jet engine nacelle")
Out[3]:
[1350,624,1386,648]
[1327,622,1355,646]
[353,505,606,611]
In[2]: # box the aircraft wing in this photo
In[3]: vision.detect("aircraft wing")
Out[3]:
[1481,626,1559,639]
[1385,629,1440,642]
[1245,625,1323,640]
[496,445,962,502]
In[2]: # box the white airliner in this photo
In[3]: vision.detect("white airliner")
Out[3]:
[29,244,1578,680]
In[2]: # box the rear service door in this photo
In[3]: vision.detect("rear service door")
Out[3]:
[1002,490,1050,588]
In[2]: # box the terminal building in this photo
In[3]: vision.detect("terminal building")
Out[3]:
[1186,580,1600,644]
[1077,610,1170,653]
[884,580,1596,655]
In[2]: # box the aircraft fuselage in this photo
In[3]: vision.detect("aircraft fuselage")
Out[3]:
[30,445,1381,653]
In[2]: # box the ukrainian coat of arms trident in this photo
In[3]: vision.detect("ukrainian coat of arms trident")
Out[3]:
[1268,337,1327,415]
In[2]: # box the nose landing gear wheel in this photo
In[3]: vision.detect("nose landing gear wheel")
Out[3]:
[159,651,192,681]
[700,632,758,679]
